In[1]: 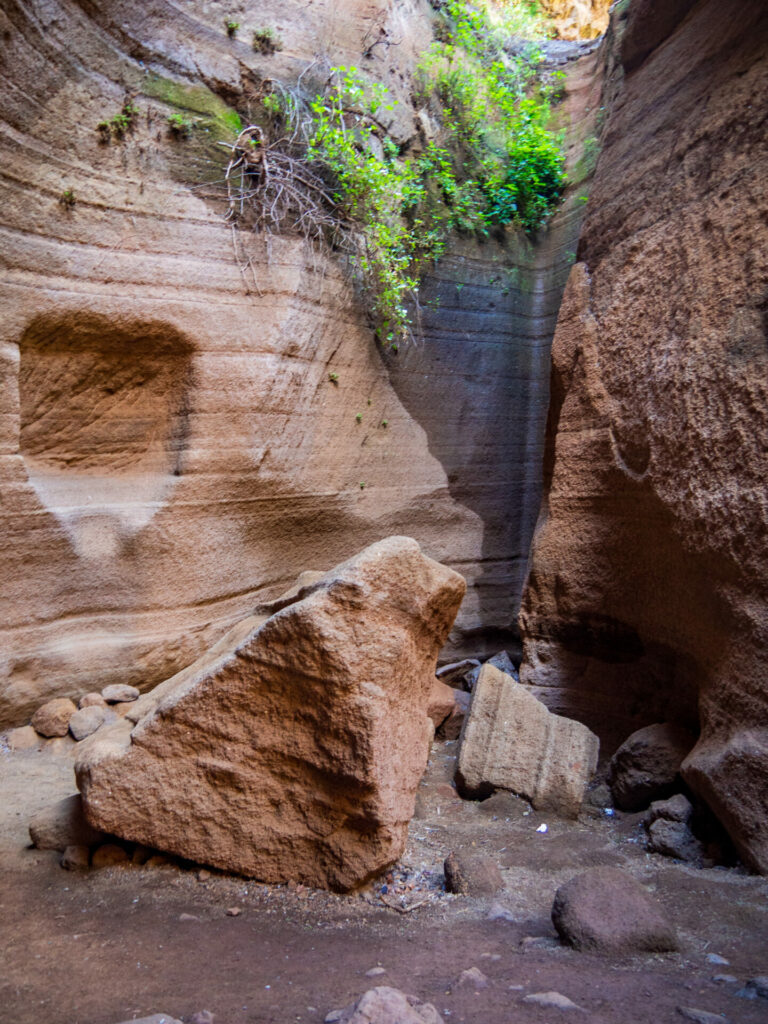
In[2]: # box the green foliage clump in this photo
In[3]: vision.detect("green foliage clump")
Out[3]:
[225,19,239,38]
[167,112,194,138]
[58,189,75,209]
[97,99,139,142]
[253,27,283,54]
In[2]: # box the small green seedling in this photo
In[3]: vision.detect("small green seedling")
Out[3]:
[97,99,139,142]
[225,19,239,37]
[381,420,388,428]
[253,27,283,54]
[58,189,75,209]
[359,482,366,490]
[355,413,362,423]
[328,372,339,384]
[167,113,193,138]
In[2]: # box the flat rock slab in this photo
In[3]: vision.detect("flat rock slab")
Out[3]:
[552,867,678,954]
[455,665,599,816]
[76,537,465,892]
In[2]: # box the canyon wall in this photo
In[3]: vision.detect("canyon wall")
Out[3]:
[519,0,768,871]
[0,0,596,726]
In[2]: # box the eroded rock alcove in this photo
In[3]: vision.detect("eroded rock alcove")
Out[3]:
[19,312,193,558]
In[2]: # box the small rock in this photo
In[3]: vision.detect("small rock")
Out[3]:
[647,819,707,864]
[427,679,457,730]
[444,851,503,896]
[189,1013,215,1024]
[60,845,90,870]
[29,794,107,851]
[552,867,678,954]
[609,723,695,812]
[91,843,129,868]
[69,705,109,741]
[479,953,501,961]
[646,793,694,825]
[131,845,152,866]
[584,783,613,809]
[735,976,768,1000]
[145,854,170,868]
[705,953,730,966]
[487,902,516,922]
[522,992,583,1011]
[179,913,199,922]
[198,869,212,881]
[677,1008,731,1024]
[225,906,242,917]
[110,1016,183,1024]
[484,651,519,679]
[79,692,108,710]
[101,683,140,704]
[712,976,738,985]
[437,689,471,741]
[7,725,42,751]
[365,967,387,978]
[451,967,488,991]
[329,988,441,1024]
[436,659,481,688]
[115,699,139,718]
[31,697,77,737]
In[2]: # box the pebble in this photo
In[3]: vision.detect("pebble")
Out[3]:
[324,1012,343,1024]
[145,855,170,868]
[677,1008,731,1024]
[92,843,130,868]
[479,953,501,961]
[101,683,140,704]
[520,936,560,952]
[365,967,387,977]
[712,976,738,985]
[706,954,730,966]
[189,1014,215,1024]
[31,697,77,737]
[179,913,200,922]
[60,845,90,870]
[522,991,583,1011]
[131,845,152,866]
[736,977,768,1000]
[79,692,108,710]
[198,869,212,881]
[451,967,488,991]
[487,902,515,923]
[69,705,109,741]
[225,906,242,917]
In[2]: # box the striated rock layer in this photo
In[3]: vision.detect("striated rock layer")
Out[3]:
[76,537,465,891]
[0,0,599,726]
[519,0,768,871]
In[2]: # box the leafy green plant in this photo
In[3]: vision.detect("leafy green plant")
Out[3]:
[58,189,75,209]
[225,19,239,37]
[328,372,339,384]
[97,99,139,142]
[355,413,363,423]
[253,27,283,54]
[167,112,194,138]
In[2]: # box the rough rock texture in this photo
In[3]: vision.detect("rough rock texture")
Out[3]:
[0,1,601,728]
[444,851,503,896]
[646,819,706,864]
[518,0,768,871]
[69,705,111,741]
[333,987,441,1024]
[426,680,457,730]
[436,689,471,741]
[456,665,598,816]
[552,867,679,954]
[30,697,77,738]
[76,538,465,891]
[609,722,695,812]
[28,794,107,851]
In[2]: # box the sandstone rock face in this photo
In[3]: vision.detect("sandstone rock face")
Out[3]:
[76,538,465,891]
[552,867,678,954]
[455,665,598,816]
[28,794,107,852]
[518,0,768,870]
[0,0,601,727]
[540,0,610,40]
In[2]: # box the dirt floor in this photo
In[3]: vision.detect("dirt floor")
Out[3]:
[1,737,767,1024]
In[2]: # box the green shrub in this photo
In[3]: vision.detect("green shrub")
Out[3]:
[253,27,283,54]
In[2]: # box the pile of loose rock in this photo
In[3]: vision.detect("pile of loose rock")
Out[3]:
[8,684,141,750]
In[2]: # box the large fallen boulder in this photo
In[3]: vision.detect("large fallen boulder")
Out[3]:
[455,665,598,816]
[76,537,465,892]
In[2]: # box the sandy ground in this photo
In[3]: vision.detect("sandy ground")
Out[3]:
[1,737,767,1024]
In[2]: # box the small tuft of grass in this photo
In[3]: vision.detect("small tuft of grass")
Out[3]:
[96,99,139,143]
[167,112,194,138]
[252,27,283,54]
[225,19,239,38]
[58,189,75,209]
[328,372,339,384]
